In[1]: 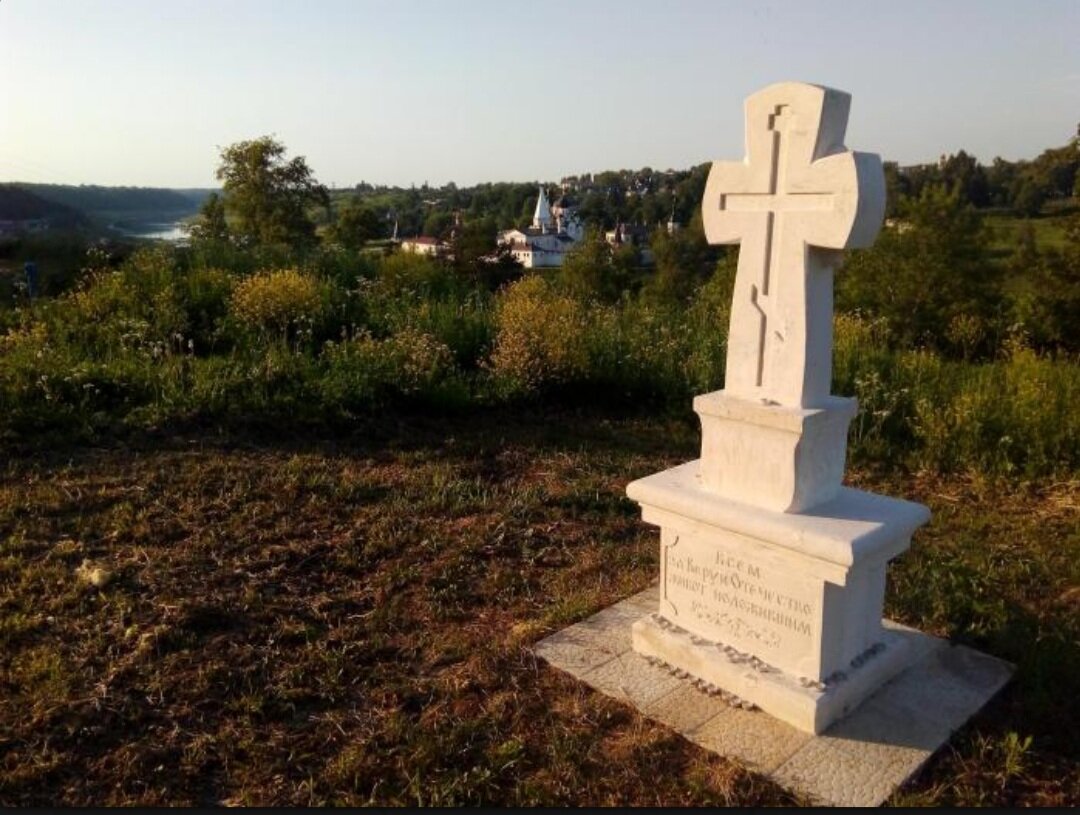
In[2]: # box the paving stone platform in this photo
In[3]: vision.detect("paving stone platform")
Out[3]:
[534,585,1014,807]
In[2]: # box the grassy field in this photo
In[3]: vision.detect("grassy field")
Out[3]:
[984,207,1075,256]
[1,407,1077,806]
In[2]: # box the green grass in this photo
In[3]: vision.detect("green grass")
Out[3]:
[985,208,1075,256]
[1,408,1077,806]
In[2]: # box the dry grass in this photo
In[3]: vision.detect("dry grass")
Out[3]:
[0,408,1077,806]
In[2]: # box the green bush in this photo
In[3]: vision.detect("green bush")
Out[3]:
[833,316,1080,477]
[229,267,329,341]
[838,185,1003,355]
[321,327,462,412]
[0,237,1076,480]
[359,280,493,369]
[376,251,456,297]
[908,343,1080,477]
[177,266,234,352]
[582,300,692,402]
[488,276,588,395]
[0,322,158,437]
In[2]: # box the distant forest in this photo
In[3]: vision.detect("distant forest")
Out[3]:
[0,125,1076,240]
[0,183,213,227]
[0,185,86,227]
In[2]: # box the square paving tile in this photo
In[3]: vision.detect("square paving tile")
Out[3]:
[643,684,732,736]
[691,705,813,774]
[579,650,685,708]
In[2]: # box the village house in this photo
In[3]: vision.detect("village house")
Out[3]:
[399,235,450,257]
[605,221,655,265]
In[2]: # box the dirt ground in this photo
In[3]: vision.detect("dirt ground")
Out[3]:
[1,408,1077,805]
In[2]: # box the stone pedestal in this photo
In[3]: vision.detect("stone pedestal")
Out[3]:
[626,458,929,733]
[628,383,932,734]
[695,391,856,513]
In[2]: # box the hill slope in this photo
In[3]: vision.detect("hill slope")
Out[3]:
[12,183,207,222]
[0,184,88,228]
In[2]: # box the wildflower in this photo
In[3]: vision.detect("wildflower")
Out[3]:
[230,268,325,335]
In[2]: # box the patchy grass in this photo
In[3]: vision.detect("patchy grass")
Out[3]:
[0,408,1077,806]
[985,209,1073,255]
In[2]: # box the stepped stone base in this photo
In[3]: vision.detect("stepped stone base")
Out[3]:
[534,587,1013,807]
[625,459,930,703]
[632,612,925,734]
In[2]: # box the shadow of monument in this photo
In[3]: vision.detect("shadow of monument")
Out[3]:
[816,632,1013,752]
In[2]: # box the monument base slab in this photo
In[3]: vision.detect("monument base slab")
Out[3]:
[631,612,926,734]
[535,587,1014,807]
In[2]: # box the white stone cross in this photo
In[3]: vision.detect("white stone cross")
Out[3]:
[703,82,885,408]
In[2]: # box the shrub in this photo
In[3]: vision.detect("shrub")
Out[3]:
[489,276,588,394]
[359,281,493,369]
[376,252,455,297]
[582,300,693,403]
[304,243,376,288]
[682,261,737,393]
[183,344,321,423]
[557,228,627,303]
[909,343,1080,477]
[0,321,158,437]
[0,228,1076,480]
[57,246,188,356]
[321,327,458,410]
[837,185,1000,352]
[230,268,326,337]
[178,266,234,351]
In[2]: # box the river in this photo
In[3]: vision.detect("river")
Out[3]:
[109,221,187,242]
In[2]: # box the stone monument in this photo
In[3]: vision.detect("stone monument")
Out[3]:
[627,81,930,734]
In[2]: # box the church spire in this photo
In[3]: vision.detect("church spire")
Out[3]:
[532,185,552,232]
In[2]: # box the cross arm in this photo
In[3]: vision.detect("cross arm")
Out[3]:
[795,150,885,250]
[702,159,763,245]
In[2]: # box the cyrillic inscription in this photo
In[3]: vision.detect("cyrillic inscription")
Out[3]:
[663,535,818,658]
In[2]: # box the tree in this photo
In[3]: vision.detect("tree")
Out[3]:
[185,192,230,244]
[882,162,908,218]
[422,210,453,239]
[452,218,522,290]
[642,212,711,304]
[1028,139,1079,200]
[1012,178,1047,217]
[558,228,627,302]
[986,157,1019,207]
[215,136,329,248]
[450,217,491,271]
[838,185,999,353]
[1010,215,1080,351]
[939,150,989,208]
[327,198,382,250]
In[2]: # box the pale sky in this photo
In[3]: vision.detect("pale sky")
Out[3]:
[1,0,1077,188]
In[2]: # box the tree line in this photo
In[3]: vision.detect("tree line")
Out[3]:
[884,128,1079,217]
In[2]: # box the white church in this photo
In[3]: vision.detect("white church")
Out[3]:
[497,187,585,268]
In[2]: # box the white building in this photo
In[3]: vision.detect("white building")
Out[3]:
[496,186,584,268]
[400,235,449,257]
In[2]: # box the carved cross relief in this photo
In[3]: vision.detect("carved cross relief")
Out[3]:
[703,83,886,408]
